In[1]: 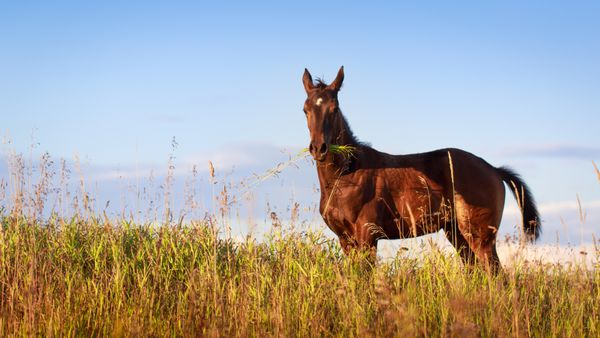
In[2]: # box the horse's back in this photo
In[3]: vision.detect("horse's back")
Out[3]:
[391,147,506,221]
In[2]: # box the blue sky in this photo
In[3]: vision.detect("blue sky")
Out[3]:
[1,1,599,244]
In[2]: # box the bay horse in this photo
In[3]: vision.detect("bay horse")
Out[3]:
[302,66,540,273]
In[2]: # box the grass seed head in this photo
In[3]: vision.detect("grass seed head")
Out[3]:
[208,161,215,179]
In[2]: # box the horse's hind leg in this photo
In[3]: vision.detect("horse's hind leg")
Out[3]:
[451,196,503,274]
[489,245,501,274]
[473,240,502,275]
[462,217,502,274]
[445,228,477,268]
[446,226,502,274]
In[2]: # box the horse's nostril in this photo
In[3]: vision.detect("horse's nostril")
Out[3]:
[319,143,328,155]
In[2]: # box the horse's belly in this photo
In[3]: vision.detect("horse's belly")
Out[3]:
[386,190,450,239]
[383,214,445,239]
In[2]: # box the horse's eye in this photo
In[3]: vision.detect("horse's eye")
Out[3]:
[303,109,308,115]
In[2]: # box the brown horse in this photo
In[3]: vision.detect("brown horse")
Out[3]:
[302,66,540,272]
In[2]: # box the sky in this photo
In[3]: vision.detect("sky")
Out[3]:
[1,1,599,245]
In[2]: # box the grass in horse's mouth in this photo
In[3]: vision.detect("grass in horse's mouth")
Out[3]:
[328,144,357,159]
[242,144,357,193]
[300,144,357,159]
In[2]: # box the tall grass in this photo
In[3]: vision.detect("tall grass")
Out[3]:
[1,148,599,336]
[1,215,599,336]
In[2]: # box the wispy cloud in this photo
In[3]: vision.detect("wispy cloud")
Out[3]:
[503,144,600,159]
[85,164,161,181]
[504,199,600,217]
[184,144,273,170]
[84,143,309,182]
[502,198,600,244]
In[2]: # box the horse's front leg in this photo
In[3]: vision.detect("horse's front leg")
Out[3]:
[338,222,380,264]
[357,222,381,264]
[336,234,349,254]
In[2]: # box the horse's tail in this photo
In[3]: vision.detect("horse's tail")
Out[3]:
[496,166,541,241]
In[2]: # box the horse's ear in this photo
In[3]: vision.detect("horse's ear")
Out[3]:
[328,66,344,92]
[302,68,314,92]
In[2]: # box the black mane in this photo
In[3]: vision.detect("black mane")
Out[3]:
[336,109,370,149]
[314,78,328,89]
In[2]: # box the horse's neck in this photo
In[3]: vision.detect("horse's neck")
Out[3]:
[316,160,345,190]
[332,113,356,147]
[316,116,357,195]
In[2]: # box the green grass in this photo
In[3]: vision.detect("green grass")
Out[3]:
[1,214,599,337]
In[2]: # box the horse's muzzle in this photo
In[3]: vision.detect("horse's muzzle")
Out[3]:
[309,142,328,161]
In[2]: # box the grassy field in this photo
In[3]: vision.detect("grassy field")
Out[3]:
[1,153,599,337]
[1,214,600,337]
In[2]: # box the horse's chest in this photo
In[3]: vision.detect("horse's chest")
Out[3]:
[319,181,366,233]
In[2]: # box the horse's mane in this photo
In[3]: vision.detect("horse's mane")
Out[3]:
[335,108,371,148]
[314,78,329,89]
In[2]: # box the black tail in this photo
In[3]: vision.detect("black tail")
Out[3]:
[496,166,541,241]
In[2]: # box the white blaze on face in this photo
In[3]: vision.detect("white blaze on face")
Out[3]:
[316,97,323,106]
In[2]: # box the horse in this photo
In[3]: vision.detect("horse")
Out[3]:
[302,66,540,273]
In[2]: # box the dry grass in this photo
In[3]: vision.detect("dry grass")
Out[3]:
[1,216,599,337]
[242,144,356,193]
[1,147,599,337]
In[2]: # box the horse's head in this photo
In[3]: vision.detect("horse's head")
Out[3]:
[302,66,344,162]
